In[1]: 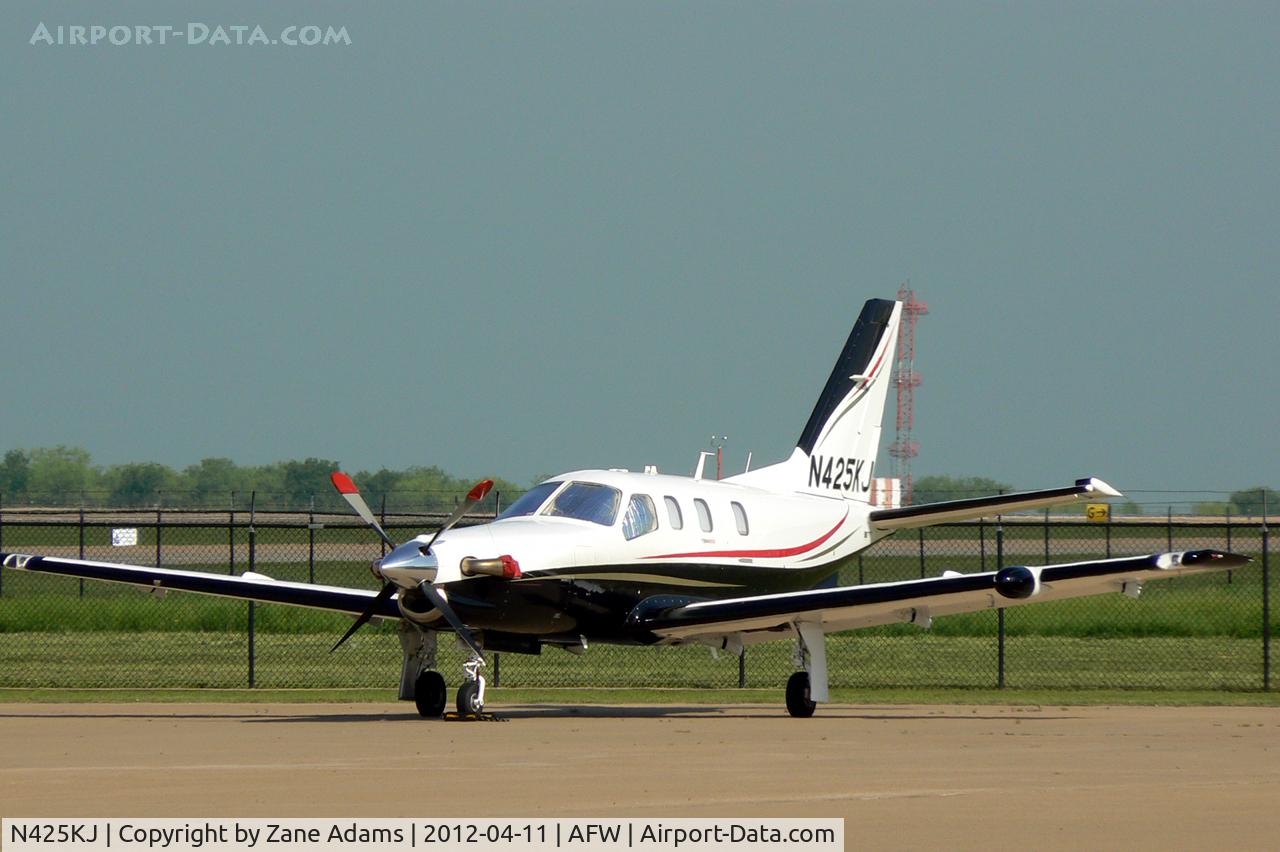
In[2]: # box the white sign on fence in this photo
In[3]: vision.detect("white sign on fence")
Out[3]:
[111,528,138,547]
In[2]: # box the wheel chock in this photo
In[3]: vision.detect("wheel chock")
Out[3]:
[442,711,506,722]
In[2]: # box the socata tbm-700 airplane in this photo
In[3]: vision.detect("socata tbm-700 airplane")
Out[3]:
[1,298,1248,718]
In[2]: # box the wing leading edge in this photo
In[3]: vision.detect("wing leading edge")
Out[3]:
[0,553,400,619]
[633,549,1249,642]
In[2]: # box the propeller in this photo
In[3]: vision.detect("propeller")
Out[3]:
[424,478,494,553]
[328,471,494,655]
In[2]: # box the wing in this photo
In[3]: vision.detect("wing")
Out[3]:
[0,552,400,619]
[632,550,1248,643]
[869,477,1120,530]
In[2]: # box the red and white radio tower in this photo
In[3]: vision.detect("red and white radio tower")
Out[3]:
[887,284,928,504]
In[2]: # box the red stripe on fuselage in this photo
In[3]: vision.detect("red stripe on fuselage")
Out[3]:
[643,511,848,560]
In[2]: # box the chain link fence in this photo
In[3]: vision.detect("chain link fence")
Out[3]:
[0,507,1271,692]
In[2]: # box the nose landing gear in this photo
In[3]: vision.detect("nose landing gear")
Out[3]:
[455,657,487,716]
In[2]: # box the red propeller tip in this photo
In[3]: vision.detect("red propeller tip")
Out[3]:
[467,479,495,502]
[331,472,359,494]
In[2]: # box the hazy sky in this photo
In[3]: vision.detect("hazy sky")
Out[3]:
[2,2,1276,497]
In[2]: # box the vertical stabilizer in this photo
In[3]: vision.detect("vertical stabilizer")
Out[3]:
[729,299,901,498]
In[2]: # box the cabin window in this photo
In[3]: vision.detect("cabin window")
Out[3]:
[497,481,560,519]
[622,494,658,540]
[664,496,683,530]
[546,481,621,526]
[694,498,713,532]
[731,501,750,536]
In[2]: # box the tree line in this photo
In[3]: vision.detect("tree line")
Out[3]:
[0,447,1273,516]
[0,446,530,512]
[911,475,1276,518]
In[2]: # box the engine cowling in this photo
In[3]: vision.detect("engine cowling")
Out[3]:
[396,585,443,625]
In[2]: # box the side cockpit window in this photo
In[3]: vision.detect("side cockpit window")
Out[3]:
[731,501,749,536]
[546,482,621,526]
[622,494,658,540]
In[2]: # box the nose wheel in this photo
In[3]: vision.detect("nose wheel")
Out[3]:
[455,657,487,715]
[456,678,484,714]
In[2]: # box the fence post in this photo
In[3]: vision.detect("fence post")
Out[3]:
[979,518,986,571]
[155,496,163,568]
[228,493,236,575]
[739,648,747,688]
[997,521,1006,689]
[1167,506,1173,552]
[308,494,316,584]
[1263,500,1270,692]
[380,495,388,558]
[1225,508,1233,584]
[248,491,256,689]
[1043,508,1050,563]
[78,493,85,599]
[493,652,501,688]
[495,490,501,518]
[918,528,926,579]
[1106,511,1112,559]
[857,553,864,585]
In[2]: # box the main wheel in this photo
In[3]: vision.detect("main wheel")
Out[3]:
[785,671,816,718]
[456,678,484,715]
[414,671,447,718]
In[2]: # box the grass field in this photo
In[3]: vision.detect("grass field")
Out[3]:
[0,630,1268,690]
[0,521,1270,693]
[2,686,1277,706]
[0,557,1269,637]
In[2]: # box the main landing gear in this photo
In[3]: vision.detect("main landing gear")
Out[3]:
[785,621,828,718]
[785,671,816,718]
[414,670,447,717]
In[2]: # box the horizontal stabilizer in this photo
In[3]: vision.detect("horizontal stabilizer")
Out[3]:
[869,477,1121,530]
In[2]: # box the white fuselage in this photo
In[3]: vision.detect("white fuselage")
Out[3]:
[382,468,890,598]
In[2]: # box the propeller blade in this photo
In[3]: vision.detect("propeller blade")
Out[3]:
[419,583,484,659]
[331,582,397,652]
[331,474,489,660]
[424,479,495,553]
[330,471,397,549]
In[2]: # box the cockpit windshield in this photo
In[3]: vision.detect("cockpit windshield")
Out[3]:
[545,482,621,526]
[496,481,561,520]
